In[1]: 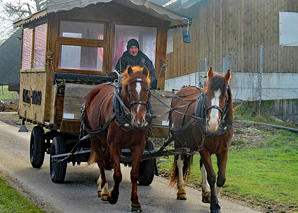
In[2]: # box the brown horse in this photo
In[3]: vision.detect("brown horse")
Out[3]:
[84,66,151,212]
[169,67,233,213]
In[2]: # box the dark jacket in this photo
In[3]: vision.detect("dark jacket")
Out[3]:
[115,50,156,80]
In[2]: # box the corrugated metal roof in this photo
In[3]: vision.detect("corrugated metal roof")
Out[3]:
[14,0,191,28]
[0,28,22,85]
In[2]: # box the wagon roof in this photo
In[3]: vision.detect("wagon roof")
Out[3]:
[13,0,191,28]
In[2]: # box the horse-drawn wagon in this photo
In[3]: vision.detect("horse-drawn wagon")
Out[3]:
[14,0,189,184]
[15,1,235,212]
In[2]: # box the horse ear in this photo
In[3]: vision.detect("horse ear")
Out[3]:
[207,67,214,81]
[142,66,149,77]
[127,66,133,75]
[225,69,231,85]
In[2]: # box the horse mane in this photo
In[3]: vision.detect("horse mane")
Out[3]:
[121,66,151,86]
[204,73,234,122]
[204,74,227,96]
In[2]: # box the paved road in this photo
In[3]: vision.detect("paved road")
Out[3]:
[0,120,260,213]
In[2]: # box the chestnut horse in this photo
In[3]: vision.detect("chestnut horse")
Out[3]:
[169,67,233,213]
[84,66,151,212]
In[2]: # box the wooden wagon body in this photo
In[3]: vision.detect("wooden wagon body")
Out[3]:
[14,0,189,184]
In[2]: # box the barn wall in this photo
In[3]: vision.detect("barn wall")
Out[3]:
[166,0,298,80]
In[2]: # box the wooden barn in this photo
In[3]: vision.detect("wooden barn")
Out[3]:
[163,0,298,103]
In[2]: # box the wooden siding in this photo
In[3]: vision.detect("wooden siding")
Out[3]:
[166,0,298,80]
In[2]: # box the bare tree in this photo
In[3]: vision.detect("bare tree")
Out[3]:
[2,0,46,20]
[0,0,46,44]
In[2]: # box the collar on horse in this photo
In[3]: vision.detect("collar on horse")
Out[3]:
[193,90,232,137]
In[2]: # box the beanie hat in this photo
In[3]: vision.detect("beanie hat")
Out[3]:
[127,39,139,51]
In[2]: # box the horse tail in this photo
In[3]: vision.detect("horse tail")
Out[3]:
[170,154,193,186]
[87,137,104,165]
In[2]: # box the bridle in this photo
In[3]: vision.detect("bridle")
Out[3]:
[204,88,230,121]
[112,77,152,131]
[193,86,232,136]
[126,78,150,109]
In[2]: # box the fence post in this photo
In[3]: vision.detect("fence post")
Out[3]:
[259,45,263,114]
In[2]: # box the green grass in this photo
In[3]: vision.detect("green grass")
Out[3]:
[225,130,298,211]
[0,178,45,213]
[0,86,19,103]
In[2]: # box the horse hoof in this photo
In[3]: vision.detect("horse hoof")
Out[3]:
[202,191,211,203]
[101,194,108,201]
[211,210,221,213]
[131,205,142,212]
[98,191,101,197]
[108,192,118,204]
[177,193,187,200]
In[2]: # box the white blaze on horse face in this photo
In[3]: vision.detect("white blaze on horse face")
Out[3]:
[209,89,221,132]
[135,81,142,114]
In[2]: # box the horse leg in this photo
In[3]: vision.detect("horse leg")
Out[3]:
[97,162,109,201]
[200,161,211,203]
[108,145,122,205]
[176,155,187,200]
[200,150,221,213]
[89,138,108,201]
[215,151,228,198]
[130,146,144,212]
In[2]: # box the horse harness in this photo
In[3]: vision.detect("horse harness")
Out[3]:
[167,86,233,152]
[81,79,152,135]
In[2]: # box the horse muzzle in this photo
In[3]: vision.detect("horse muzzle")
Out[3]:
[131,118,148,128]
[207,119,220,132]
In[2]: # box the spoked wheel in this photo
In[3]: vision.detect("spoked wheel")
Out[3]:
[138,140,156,185]
[30,126,45,168]
[50,136,67,183]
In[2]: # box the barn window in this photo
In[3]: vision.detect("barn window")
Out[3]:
[33,23,47,68]
[113,25,157,69]
[279,12,298,46]
[22,28,33,69]
[57,21,106,73]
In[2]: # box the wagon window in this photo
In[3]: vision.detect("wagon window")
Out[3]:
[113,25,157,69]
[59,45,103,71]
[33,23,47,68]
[22,28,33,69]
[60,21,104,40]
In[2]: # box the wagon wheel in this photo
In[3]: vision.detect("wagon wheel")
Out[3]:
[138,140,156,186]
[50,137,67,183]
[30,126,45,168]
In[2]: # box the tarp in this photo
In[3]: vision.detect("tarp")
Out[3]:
[14,0,191,28]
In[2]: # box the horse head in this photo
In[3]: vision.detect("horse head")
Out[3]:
[204,67,231,132]
[121,66,151,128]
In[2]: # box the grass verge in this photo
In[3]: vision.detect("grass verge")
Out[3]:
[0,178,45,213]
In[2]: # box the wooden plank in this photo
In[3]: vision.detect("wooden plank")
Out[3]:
[55,95,64,124]
[63,83,94,120]
[221,0,227,70]
[150,90,174,126]
[50,85,57,123]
